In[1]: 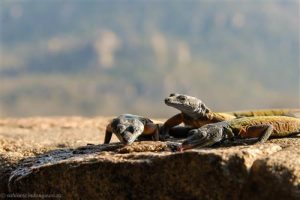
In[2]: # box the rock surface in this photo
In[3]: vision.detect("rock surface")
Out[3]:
[0,117,300,199]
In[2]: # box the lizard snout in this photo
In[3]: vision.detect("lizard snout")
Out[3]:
[164,98,171,104]
[121,133,134,145]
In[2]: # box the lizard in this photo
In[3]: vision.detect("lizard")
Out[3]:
[104,114,190,145]
[162,93,300,138]
[179,116,300,151]
[104,114,160,145]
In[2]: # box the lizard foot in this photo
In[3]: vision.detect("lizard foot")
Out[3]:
[166,142,182,152]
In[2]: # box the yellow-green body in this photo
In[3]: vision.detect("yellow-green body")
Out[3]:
[180,109,300,130]
[227,116,300,138]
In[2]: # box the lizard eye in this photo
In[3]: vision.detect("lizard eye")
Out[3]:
[178,95,187,101]
[127,126,134,133]
[188,129,198,136]
[169,93,177,97]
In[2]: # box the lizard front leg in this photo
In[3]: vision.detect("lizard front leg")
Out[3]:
[104,124,113,144]
[161,113,184,140]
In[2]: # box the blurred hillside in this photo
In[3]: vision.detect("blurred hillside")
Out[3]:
[0,0,299,117]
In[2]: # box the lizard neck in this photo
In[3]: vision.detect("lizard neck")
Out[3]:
[206,112,227,122]
[185,103,211,119]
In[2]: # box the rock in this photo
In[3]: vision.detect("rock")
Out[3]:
[0,117,300,199]
[242,142,300,200]
[4,143,286,200]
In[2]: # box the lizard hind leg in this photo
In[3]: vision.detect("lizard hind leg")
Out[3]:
[246,124,274,144]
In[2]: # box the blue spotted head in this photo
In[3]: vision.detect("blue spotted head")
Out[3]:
[111,116,144,145]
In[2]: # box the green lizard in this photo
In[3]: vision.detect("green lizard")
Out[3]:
[179,116,300,150]
[162,93,299,138]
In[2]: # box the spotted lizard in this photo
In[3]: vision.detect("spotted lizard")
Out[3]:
[180,116,300,150]
[104,114,189,145]
[162,93,299,138]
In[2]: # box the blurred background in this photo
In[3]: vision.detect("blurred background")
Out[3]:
[0,0,299,118]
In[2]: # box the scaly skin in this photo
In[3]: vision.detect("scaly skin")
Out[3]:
[180,116,300,150]
[104,114,190,145]
[162,93,300,137]
[104,114,160,145]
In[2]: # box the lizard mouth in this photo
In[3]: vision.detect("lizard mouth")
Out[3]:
[180,136,209,150]
[164,97,173,105]
[164,97,184,107]
[116,131,139,145]
[164,93,181,105]
[123,132,139,145]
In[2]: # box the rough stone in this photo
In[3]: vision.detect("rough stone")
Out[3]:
[242,142,300,200]
[0,117,299,199]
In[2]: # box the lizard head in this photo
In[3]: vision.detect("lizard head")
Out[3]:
[164,93,210,118]
[111,117,144,145]
[179,124,224,150]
